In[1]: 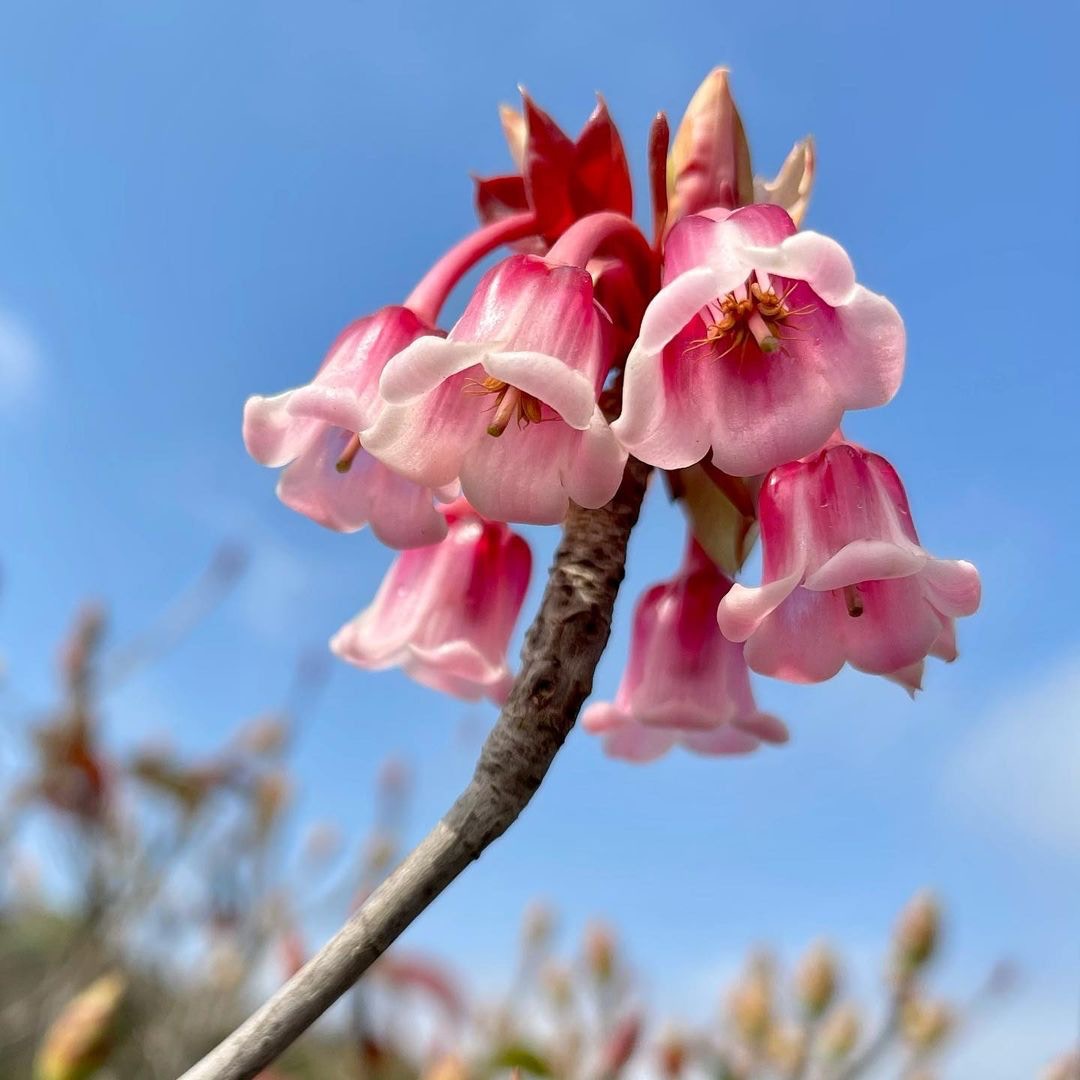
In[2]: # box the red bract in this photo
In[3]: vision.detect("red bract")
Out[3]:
[475,92,633,246]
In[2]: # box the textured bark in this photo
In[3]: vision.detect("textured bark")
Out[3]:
[178,455,651,1080]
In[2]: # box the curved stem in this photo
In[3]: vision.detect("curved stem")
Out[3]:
[546,211,653,270]
[405,211,538,323]
[178,455,653,1080]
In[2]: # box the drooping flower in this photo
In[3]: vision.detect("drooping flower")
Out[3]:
[614,204,905,477]
[362,254,627,525]
[243,306,452,549]
[582,540,787,762]
[331,500,531,704]
[717,441,981,684]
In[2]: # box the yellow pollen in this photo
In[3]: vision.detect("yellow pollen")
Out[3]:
[686,273,815,361]
[465,375,544,437]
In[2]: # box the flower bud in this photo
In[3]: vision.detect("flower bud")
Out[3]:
[584,921,617,983]
[795,940,838,1017]
[667,68,754,227]
[658,1028,688,1078]
[766,1024,807,1074]
[754,137,815,228]
[423,1054,469,1080]
[893,891,942,980]
[901,999,954,1051]
[819,1003,861,1059]
[34,973,125,1080]
[599,1014,642,1076]
[521,900,556,951]
[728,954,773,1046]
[542,962,573,1009]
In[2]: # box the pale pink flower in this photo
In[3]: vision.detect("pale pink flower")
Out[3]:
[361,254,627,525]
[331,500,531,704]
[614,204,905,477]
[583,542,787,762]
[243,306,451,549]
[717,442,981,684]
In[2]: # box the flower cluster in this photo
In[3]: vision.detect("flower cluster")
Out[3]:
[243,70,980,759]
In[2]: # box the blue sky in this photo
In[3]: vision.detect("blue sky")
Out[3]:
[1,1,1078,1074]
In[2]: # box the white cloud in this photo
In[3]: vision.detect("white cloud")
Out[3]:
[940,652,1080,856]
[0,307,41,410]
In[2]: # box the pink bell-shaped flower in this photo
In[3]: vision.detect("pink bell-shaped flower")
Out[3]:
[717,441,981,684]
[614,204,905,477]
[331,500,532,704]
[361,254,627,525]
[243,306,452,549]
[583,540,787,762]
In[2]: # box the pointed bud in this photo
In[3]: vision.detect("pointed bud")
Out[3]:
[668,68,753,226]
[521,900,556,950]
[585,921,617,983]
[893,891,941,981]
[766,1024,807,1074]
[901,999,954,1051]
[728,953,773,1046]
[795,940,839,1017]
[35,973,125,1080]
[658,1028,688,1078]
[754,137,815,227]
[820,1003,861,1059]
[499,104,528,170]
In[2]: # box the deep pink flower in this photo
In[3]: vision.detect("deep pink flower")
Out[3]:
[361,254,627,525]
[717,442,981,684]
[243,306,452,549]
[613,204,905,477]
[331,500,532,704]
[583,542,787,762]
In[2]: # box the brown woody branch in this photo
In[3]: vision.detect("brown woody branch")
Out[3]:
[178,455,652,1080]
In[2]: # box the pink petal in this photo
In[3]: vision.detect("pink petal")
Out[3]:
[922,558,982,618]
[611,333,717,470]
[829,286,906,409]
[379,337,492,406]
[681,727,761,756]
[803,540,926,591]
[734,712,790,744]
[277,430,445,545]
[931,618,959,662]
[707,345,844,477]
[717,571,804,644]
[842,577,944,676]
[362,377,487,490]
[600,723,675,763]
[243,392,320,467]
[743,230,857,306]
[742,587,848,683]
[482,350,597,430]
[563,410,628,510]
[637,266,723,356]
[885,661,925,696]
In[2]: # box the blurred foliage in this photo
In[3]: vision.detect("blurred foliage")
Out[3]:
[0,563,1064,1079]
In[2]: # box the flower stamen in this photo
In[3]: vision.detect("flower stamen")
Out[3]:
[467,375,544,437]
[335,433,363,473]
[843,584,864,618]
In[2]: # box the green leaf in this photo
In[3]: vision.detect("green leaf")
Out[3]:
[489,1044,554,1076]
